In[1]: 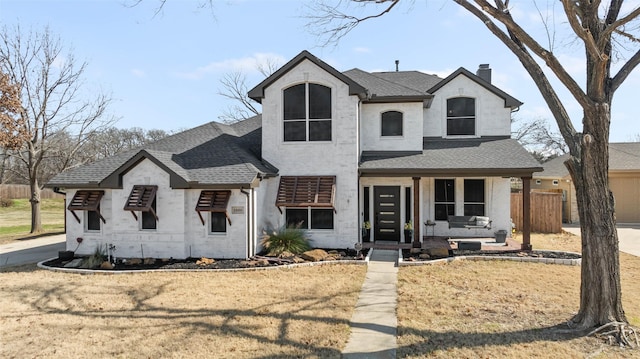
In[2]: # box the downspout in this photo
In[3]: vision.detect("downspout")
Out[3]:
[240,187,252,259]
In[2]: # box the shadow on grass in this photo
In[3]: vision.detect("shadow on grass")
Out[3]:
[2,276,358,357]
[15,231,65,241]
[396,323,590,357]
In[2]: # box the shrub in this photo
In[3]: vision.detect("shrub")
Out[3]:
[0,198,13,208]
[261,224,311,256]
[80,246,106,269]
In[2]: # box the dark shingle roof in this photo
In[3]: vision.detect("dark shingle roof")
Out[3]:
[343,68,432,101]
[47,115,277,189]
[536,142,640,178]
[360,137,542,176]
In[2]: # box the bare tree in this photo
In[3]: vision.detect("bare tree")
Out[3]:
[512,117,568,161]
[308,0,640,338]
[0,25,115,233]
[217,58,281,124]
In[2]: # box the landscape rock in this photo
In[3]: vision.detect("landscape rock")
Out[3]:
[301,249,329,262]
[419,253,431,259]
[143,258,155,265]
[196,257,215,266]
[100,261,113,270]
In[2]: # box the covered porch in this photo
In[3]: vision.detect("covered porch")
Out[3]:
[358,137,543,251]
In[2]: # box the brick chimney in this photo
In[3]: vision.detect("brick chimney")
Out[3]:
[476,64,491,83]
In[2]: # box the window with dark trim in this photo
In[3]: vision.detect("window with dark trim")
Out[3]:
[141,199,157,230]
[434,179,455,221]
[464,179,485,216]
[283,83,331,142]
[210,212,227,233]
[447,97,475,136]
[87,210,101,231]
[381,111,403,136]
[286,208,334,230]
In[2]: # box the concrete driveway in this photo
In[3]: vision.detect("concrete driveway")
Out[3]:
[0,234,65,268]
[563,225,640,257]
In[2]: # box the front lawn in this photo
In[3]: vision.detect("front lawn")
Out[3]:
[0,264,367,358]
[397,232,640,358]
[0,198,64,244]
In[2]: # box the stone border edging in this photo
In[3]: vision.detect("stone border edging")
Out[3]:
[398,249,581,266]
[36,250,372,274]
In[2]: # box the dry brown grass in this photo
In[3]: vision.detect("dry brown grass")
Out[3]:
[397,231,640,358]
[0,264,366,358]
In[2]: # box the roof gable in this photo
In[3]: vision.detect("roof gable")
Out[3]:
[248,50,366,103]
[428,67,522,108]
[47,116,277,189]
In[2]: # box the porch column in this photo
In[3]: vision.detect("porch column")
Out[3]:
[412,177,421,248]
[521,176,532,251]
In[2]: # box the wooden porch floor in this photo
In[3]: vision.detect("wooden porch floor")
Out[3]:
[361,236,522,251]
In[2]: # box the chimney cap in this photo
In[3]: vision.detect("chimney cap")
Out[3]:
[479,63,490,69]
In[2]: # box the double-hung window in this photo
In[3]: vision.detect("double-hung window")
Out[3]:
[434,179,455,221]
[464,179,485,216]
[447,97,475,136]
[283,83,332,141]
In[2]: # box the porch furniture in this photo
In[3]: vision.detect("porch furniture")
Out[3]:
[447,215,492,229]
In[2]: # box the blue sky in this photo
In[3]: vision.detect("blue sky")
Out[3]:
[2,0,639,142]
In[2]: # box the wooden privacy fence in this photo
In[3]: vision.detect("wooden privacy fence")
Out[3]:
[511,191,562,233]
[0,184,64,200]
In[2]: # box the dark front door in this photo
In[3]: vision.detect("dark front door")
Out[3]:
[374,186,401,241]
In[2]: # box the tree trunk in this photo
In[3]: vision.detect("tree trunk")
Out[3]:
[567,104,626,329]
[29,176,42,233]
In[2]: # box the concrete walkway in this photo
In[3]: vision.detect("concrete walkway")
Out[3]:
[342,249,398,358]
[0,234,65,268]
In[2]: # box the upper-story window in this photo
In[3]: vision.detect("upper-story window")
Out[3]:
[283,83,332,142]
[381,111,403,136]
[447,97,475,136]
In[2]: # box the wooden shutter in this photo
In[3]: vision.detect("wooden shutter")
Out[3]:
[275,176,336,212]
[123,185,158,221]
[195,190,232,226]
[67,190,105,224]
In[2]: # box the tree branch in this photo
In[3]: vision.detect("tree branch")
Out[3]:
[611,48,640,92]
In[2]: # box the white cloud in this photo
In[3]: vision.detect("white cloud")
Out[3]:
[131,69,146,78]
[174,52,287,80]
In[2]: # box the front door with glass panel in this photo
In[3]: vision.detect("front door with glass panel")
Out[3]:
[374,186,401,241]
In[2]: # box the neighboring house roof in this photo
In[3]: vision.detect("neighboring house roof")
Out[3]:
[47,115,277,189]
[248,50,367,103]
[360,137,542,177]
[428,67,523,109]
[535,142,640,179]
[535,154,571,179]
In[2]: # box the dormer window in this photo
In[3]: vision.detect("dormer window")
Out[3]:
[447,97,475,136]
[283,83,332,142]
[381,111,403,136]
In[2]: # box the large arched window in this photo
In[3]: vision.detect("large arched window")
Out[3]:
[283,83,332,141]
[381,111,403,136]
[446,97,475,136]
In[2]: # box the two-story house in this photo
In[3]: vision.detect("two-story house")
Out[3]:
[48,51,542,259]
